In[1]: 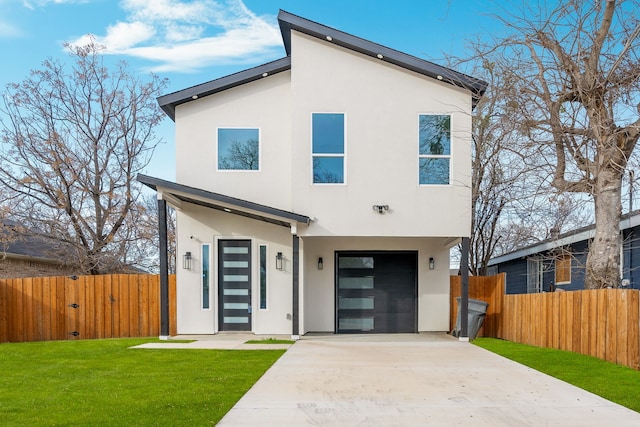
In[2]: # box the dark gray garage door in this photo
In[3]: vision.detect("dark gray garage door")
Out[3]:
[336,251,417,333]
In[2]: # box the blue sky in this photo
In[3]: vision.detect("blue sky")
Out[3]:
[0,0,512,181]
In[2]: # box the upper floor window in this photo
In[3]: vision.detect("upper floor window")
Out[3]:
[419,114,450,185]
[312,113,345,184]
[218,128,259,170]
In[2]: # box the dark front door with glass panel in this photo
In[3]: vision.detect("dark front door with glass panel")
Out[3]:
[336,251,417,334]
[218,240,252,331]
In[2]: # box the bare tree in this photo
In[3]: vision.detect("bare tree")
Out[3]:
[0,39,168,274]
[487,0,640,288]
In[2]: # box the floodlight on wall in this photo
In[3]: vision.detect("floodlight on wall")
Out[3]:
[183,252,192,270]
[276,252,284,270]
[318,257,324,270]
[372,204,389,214]
[429,257,435,270]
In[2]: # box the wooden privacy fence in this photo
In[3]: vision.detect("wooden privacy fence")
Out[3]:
[0,274,176,343]
[451,274,640,370]
[450,274,505,338]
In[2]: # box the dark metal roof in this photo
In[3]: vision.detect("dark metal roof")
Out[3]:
[157,10,487,120]
[277,10,487,101]
[137,174,311,227]
[157,57,291,120]
[488,209,640,266]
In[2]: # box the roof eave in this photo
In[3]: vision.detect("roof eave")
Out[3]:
[277,9,487,102]
[137,174,311,226]
[157,57,292,121]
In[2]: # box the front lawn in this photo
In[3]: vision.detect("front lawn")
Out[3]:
[0,338,285,426]
[473,337,640,413]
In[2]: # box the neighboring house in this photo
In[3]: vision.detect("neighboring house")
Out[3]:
[487,210,640,294]
[139,10,486,337]
[0,220,77,278]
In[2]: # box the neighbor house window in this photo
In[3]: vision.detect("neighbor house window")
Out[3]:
[259,245,267,309]
[202,244,211,309]
[555,252,571,285]
[217,128,259,170]
[419,114,451,185]
[312,113,345,183]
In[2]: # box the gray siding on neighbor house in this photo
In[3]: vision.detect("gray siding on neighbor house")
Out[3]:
[492,222,640,294]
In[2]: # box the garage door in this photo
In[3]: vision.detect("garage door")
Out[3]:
[336,251,417,333]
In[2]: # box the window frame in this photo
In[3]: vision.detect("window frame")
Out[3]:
[259,244,268,310]
[311,112,346,185]
[555,252,572,285]
[216,127,261,172]
[418,113,452,186]
[201,243,212,310]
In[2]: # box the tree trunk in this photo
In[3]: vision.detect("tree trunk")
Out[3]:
[585,167,622,289]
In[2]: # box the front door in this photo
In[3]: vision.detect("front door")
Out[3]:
[336,251,418,334]
[218,240,252,331]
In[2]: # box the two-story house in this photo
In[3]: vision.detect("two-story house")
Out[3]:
[139,10,487,337]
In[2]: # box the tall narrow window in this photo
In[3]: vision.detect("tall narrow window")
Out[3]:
[419,114,451,185]
[202,244,210,309]
[259,245,267,309]
[218,128,260,170]
[312,113,345,183]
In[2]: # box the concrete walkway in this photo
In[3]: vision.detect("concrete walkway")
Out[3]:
[215,333,640,426]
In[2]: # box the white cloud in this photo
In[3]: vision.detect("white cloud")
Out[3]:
[67,0,282,73]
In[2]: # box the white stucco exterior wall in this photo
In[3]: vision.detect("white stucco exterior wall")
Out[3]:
[302,236,452,333]
[290,32,472,238]
[173,71,293,209]
[175,205,298,335]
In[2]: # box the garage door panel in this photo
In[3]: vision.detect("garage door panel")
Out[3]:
[336,251,417,334]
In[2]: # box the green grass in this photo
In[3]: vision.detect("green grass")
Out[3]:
[0,338,285,426]
[474,338,640,413]
[245,338,295,345]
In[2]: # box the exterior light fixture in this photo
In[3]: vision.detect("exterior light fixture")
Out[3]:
[326,36,333,41]
[191,95,198,100]
[318,257,324,270]
[372,204,389,214]
[276,252,284,270]
[429,257,435,270]
[377,54,384,59]
[183,252,192,270]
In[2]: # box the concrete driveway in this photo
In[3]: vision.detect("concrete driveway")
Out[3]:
[217,333,640,426]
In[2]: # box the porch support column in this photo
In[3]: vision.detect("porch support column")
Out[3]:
[292,234,300,339]
[158,198,170,340]
[459,236,470,341]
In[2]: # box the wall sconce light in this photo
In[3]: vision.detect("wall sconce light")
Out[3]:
[318,257,324,270]
[429,257,435,270]
[183,252,192,270]
[276,252,284,270]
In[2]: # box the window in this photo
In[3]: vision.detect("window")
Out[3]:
[202,244,210,309]
[312,113,344,183]
[419,114,451,185]
[217,128,259,170]
[527,258,543,293]
[555,253,571,285]
[259,245,267,309]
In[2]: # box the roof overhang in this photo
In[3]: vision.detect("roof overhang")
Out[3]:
[277,10,487,105]
[155,10,488,120]
[137,174,311,229]
[488,210,640,266]
[157,57,291,121]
